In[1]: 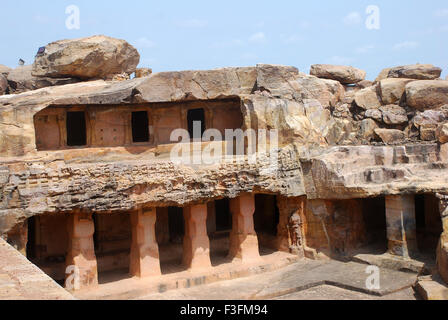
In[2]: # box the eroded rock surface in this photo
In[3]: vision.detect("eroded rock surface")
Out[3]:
[310,64,366,84]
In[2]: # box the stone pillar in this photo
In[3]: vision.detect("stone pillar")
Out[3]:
[277,196,305,256]
[183,204,212,270]
[66,212,98,290]
[229,193,261,262]
[385,195,418,258]
[130,208,161,278]
[436,193,448,284]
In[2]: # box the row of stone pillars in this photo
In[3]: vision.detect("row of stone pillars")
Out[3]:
[65,193,262,291]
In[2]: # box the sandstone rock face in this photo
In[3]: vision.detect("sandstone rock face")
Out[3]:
[6,65,80,94]
[406,80,448,110]
[0,75,7,95]
[413,109,448,128]
[0,64,11,76]
[437,123,448,144]
[360,119,378,141]
[356,80,373,89]
[374,128,406,144]
[307,144,448,200]
[387,64,442,80]
[365,109,382,122]
[375,68,392,82]
[354,86,381,110]
[310,64,366,84]
[32,35,140,80]
[295,75,344,108]
[135,68,152,78]
[380,105,408,125]
[379,78,414,105]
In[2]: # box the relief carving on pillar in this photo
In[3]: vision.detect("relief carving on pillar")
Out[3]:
[277,196,305,256]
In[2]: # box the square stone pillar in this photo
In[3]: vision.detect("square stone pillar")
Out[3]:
[229,193,261,262]
[386,195,418,258]
[66,212,98,290]
[436,193,448,284]
[183,204,212,270]
[130,208,161,278]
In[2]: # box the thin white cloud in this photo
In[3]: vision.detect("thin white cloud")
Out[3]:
[434,8,448,17]
[356,45,375,54]
[135,37,156,48]
[393,41,419,51]
[249,32,267,44]
[343,12,362,26]
[176,19,208,28]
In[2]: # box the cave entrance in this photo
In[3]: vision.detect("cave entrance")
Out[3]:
[209,199,232,267]
[361,197,388,254]
[157,207,186,275]
[254,194,280,256]
[66,111,87,147]
[415,194,443,259]
[26,214,68,286]
[93,213,132,284]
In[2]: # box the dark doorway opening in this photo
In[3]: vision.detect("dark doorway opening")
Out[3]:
[415,194,443,257]
[158,207,186,275]
[131,111,150,143]
[215,199,232,232]
[93,213,132,284]
[66,111,87,146]
[26,216,36,260]
[187,108,206,139]
[254,195,280,254]
[361,197,388,253]
[210,199,232,267]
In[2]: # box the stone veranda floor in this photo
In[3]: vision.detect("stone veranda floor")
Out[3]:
[136,259,420,300]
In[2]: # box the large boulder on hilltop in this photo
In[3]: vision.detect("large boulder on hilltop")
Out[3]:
[406,80,448,110]
[379,78,414,105]
[387,64,442,80]
[32,35,140,80]
[7,65,80,94]
[310,64,366,84]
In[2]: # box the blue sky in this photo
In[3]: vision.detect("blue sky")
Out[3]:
[0,0,447,80]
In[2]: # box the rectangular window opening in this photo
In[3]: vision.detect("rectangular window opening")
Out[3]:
[132,111,150,143]
[66,111,87,147]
